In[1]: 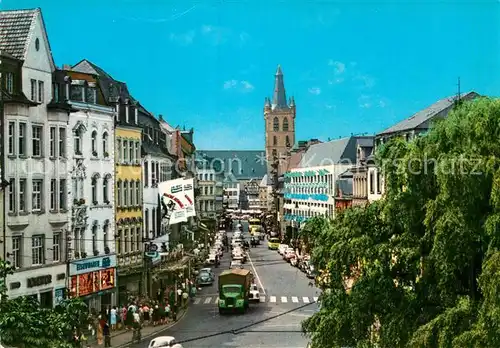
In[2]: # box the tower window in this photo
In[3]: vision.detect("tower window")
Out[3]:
[273,117,279,131]
[283,118,289,131]
[273,136,277,146]
[272,149,277,159]
[286,135,290,148]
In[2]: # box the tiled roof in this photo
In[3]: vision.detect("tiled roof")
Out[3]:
[0,9,38,60]
[378,91,479,136]
[197,150,267,180]
[357,137,374,148]
[299,137,359,168]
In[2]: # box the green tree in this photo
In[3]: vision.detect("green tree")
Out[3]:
[302,98,500,347]
[0,259,89,348]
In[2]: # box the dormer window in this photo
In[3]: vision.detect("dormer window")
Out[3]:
[52,83,60,102]
[70,80,85,102]
[86,82,97,104]
[5,72,14,94]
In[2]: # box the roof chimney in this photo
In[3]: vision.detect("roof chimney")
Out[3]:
[159,114,163,121]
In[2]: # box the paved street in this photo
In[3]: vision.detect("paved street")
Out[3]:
[131,221,318,348]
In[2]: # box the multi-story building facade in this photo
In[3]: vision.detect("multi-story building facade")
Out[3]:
[350,138,374,207]
[223,175,240,210]
[264,65,296,174]
[72,59,144,300]
[196,167,216,220]
[59,67,117,309]
[283,137,368,237]
[140,110,174,242]
[1,9,68,306]
[245,179,260,211]
[368,91,479,202]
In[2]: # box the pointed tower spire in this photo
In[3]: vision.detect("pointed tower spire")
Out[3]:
[272,64,288,109]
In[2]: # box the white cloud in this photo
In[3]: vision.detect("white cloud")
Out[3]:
[169,31,195,45]
[308,87,321,95]
[328,60,346,75]
[358,95,372,109]
[223,80,254,92]
[379,100,386,108]
[354,73,375,89]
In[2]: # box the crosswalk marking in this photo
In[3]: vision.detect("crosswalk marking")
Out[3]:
[193,295,319,305]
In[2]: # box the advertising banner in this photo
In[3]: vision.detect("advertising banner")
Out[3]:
[159,178,196,225]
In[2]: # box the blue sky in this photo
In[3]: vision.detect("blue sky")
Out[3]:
[2,0,499,150]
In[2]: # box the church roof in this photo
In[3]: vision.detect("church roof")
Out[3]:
[196,150,267,180]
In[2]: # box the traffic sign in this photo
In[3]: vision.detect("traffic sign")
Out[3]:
[145,251,159,258]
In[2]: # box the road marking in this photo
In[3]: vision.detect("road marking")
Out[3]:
[281,296,287,303]
[260,296,266,303]
[204,297,212,304]
[247,252,266,296]
[270,296,276,303]
[303,297,310,303]
[292,296,299,303]
[313,297,319,302]
[193,298,201,304]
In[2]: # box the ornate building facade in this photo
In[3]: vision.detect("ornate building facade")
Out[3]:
[264,65,296,175]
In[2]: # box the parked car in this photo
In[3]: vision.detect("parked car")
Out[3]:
[148,336,182,348]
[197,268,215,285]
[249,284,260,302]
[278,244,288,255]
[283,248,295,261]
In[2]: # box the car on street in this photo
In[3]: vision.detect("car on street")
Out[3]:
[206,253,217,265]
[267,237,280,250]
[148,336,183,347]
[249,284,260,302]
[283,247,295,261]
[197,268,215,285]
[230,260,244,269]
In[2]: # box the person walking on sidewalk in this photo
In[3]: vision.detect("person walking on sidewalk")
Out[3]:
[103,321,111,347]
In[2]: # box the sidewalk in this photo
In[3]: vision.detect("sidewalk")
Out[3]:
[88,307,188,348]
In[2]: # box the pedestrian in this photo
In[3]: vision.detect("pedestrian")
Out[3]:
[103,321,111,347]
[110,306,117,331]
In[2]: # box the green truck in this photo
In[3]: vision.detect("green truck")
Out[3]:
[218,268,252,314]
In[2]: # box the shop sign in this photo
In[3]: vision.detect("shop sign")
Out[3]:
[27,275,52,288]
[70,255,117,276]
[285,169,330,178]
[69,267,115,298]
[54,288,65,306]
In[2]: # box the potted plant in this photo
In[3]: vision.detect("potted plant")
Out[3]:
[93,250,99,256]
[93,200,98,206]
[104,246,110,254]
[81,252,87,258]
[73,199,79,206]
[92,150,98,157]
[74,252,80,258]
[76,150,82,156]
[79,198,85,205]
[104,200,110,205]
[104,151,109,158]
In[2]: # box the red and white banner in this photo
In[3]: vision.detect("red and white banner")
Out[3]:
[158,178,196,225]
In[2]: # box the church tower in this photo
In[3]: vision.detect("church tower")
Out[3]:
[264,65,296,174]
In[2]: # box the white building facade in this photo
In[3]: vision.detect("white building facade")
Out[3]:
[197,167,216,219]
[223,178,240,210]
[3,9,67,306]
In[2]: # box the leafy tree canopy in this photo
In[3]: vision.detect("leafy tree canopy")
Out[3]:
[302,98,500,348]
[0,259,90,348]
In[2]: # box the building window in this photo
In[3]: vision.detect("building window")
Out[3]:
[129,141,134,162]
[103,132,109,157]
[272,149,277,158]
[38,80,44,103]
[117,138,122,162]
[32,235,44,266]
[86,86,96,104]
[376,172,382,194]
[135,142,140,162]
[135,181,140,205]
[92,224,98,252]
[144,161,149,187]
[70,84,84,102]
[8,122,14,155]
[19,179,26,212]
[273,135,277,146]
[286,135,290,148]
[30,79,37,101]
[58,128,66,157]
[145,209,149,237]
[103,223,109,250]
[49,127,56,157]
[273,117,279,131]
[123,140,128,162]
[117,180,122,206]
[8,178,15,213]
[11,236,21,268]
[89,178,97,205]
[79,229,85,256]
[103,176,110,203]
[50,179,57,211]
[91,130,98,156]
[59,179,67,210]
[124,229,129,253]
[5,72,14,93]
[130,227,135,252]
[116,229,122,254]
[128,182,133,206]
[283,117,289,131]
[53,233,61,262]
[18,123,26,156]
[369,171,374,194]
[32,179,43,212]
[74,128,82,155]
[136,228,141,251]
[32,125,43,157]
[123,181,128,206]
[52,83,59,102]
